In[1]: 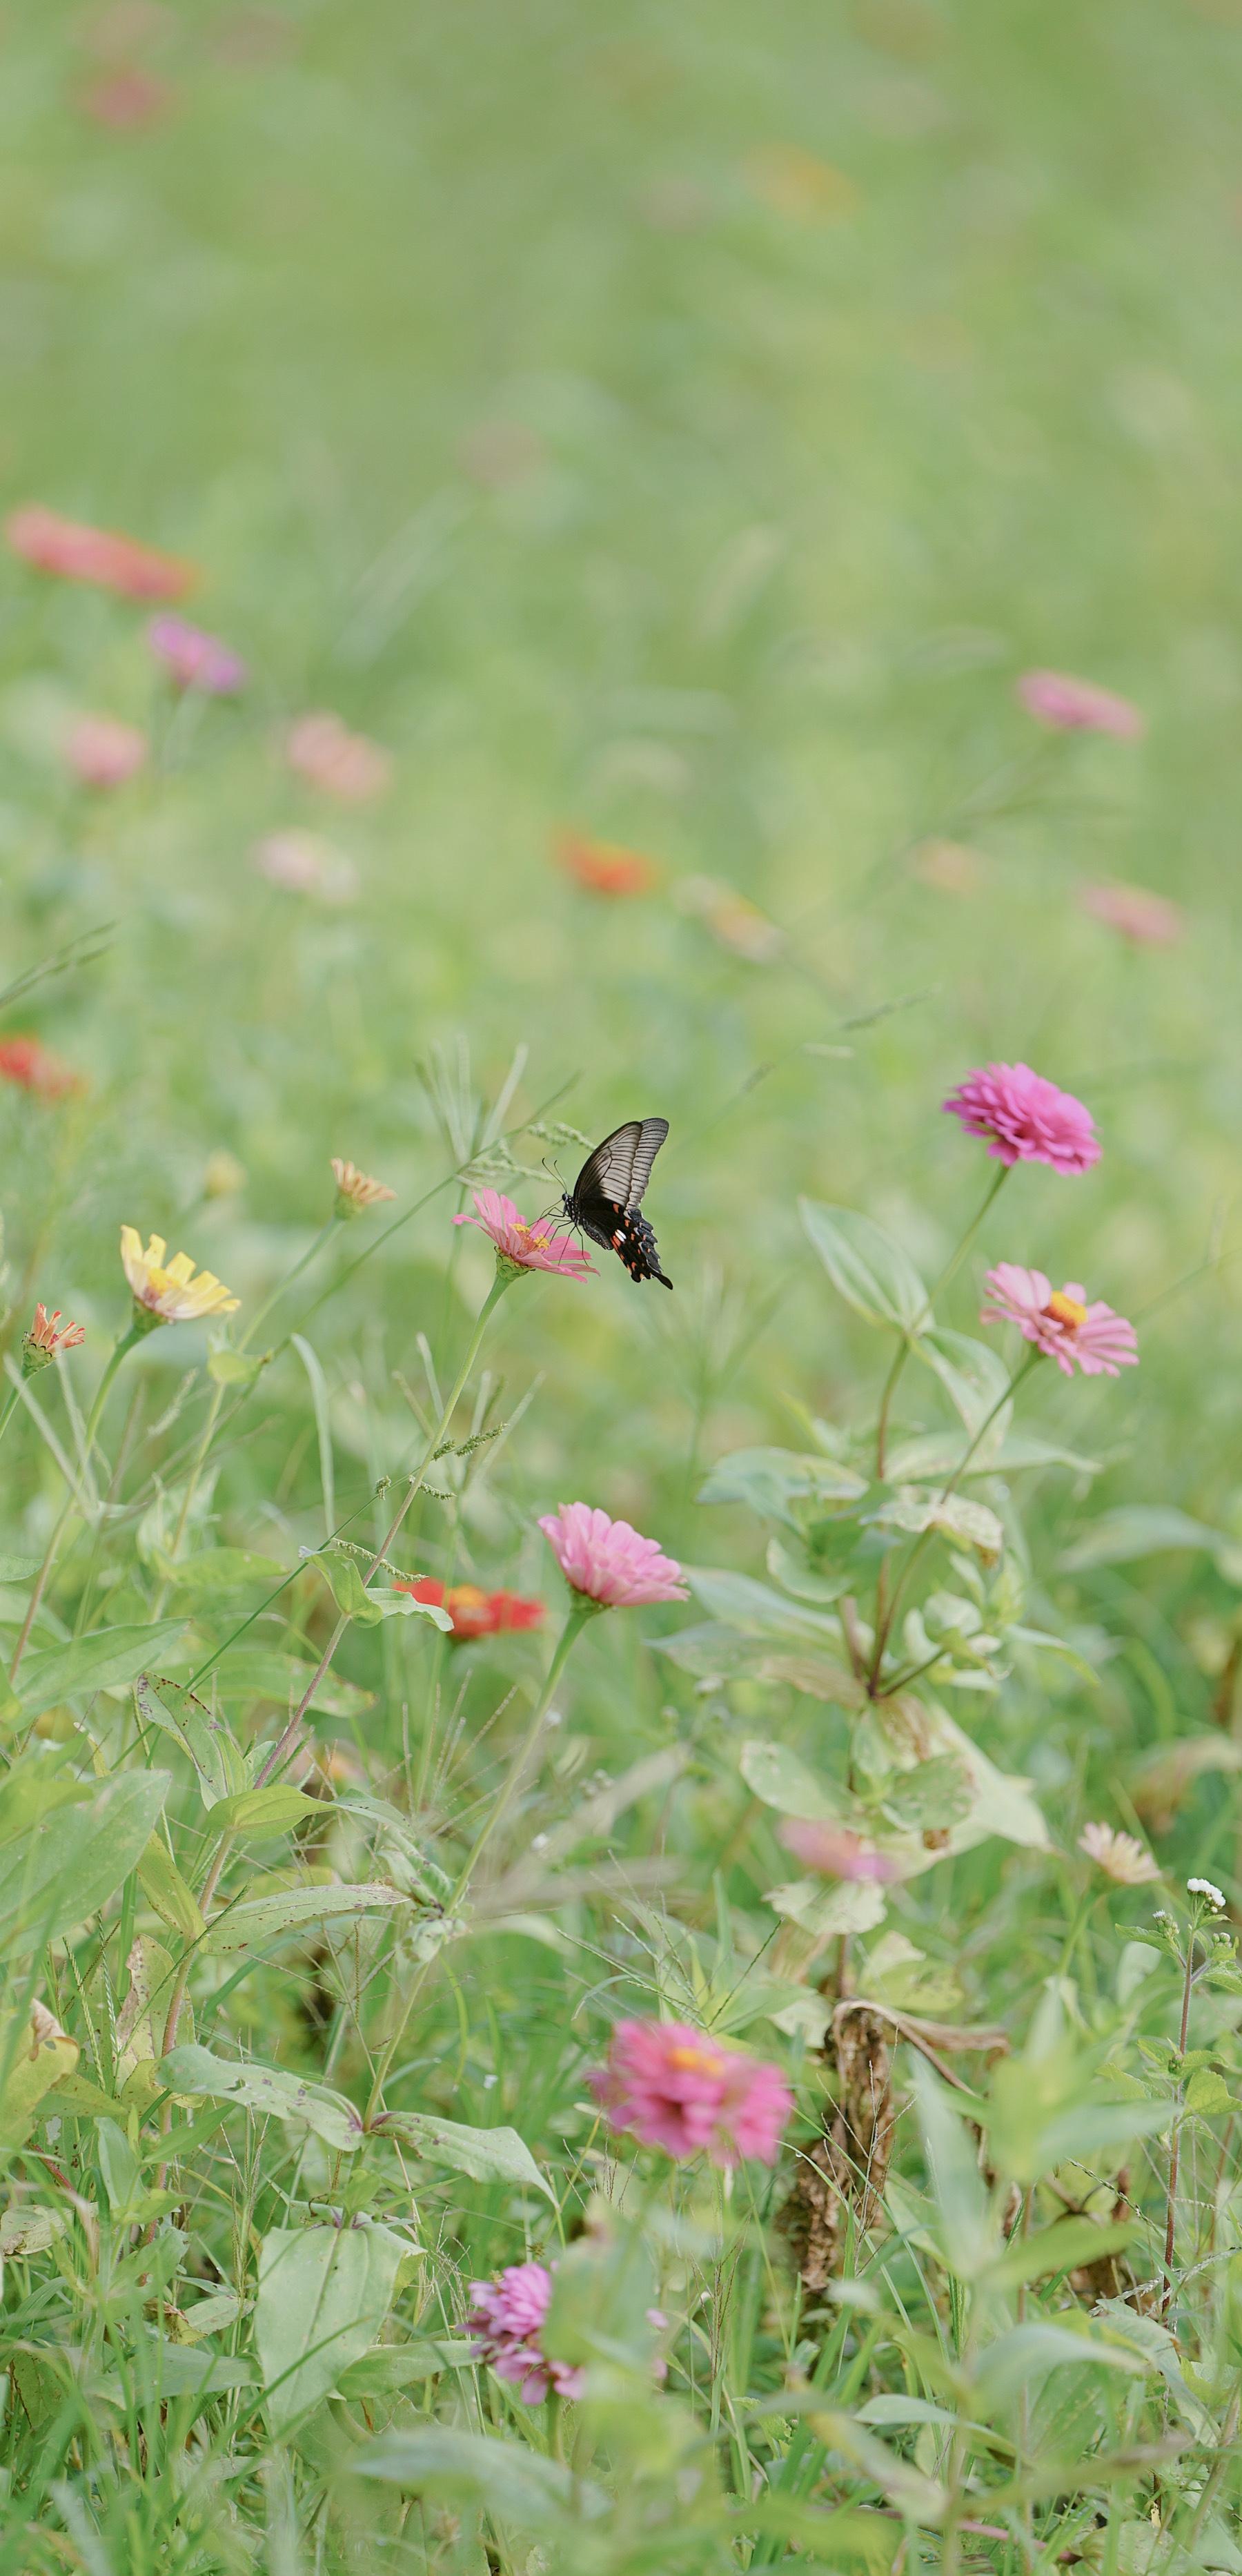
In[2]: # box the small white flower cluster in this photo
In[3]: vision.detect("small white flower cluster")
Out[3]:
[1187,1877,1227,1912]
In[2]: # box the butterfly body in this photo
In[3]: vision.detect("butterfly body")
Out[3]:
[562,1116,673,1288]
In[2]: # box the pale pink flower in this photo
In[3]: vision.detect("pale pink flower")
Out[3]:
[1016,670,1144,739]
[22,1305,85,1376]
[466,2262,584,2403]
[943,1062,1100,1173]
[81,66,175,128]
[778,1819,900,1882]
[66,714,148,789]
[1078,1822,1160,1886]
[538,1502,689,1608]
[981,1262,1137,1378]
[148,615,247,695]
[589,2018,791,2167]
[252,831,357,904]
[453,1189,595,1280]
[6,505,195,601]
[1078,882,1183,948]
[286,711,392,803]
[331,1157,395,1217]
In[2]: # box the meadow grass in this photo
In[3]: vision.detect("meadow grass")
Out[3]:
[1,3,1242,2569]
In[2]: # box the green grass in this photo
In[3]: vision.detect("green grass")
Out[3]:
[2,1,1242,2568]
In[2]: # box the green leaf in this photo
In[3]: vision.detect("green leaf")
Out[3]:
[353,2427,606,2528]
[698,1446,866,1525]
[0,1554,41,1583]
[201,1880,412,1954]
[869,1488,1005,1565]
[766,1876,889,1936]
[206,1343,268,1389]
[161,2044,364,2149]
[916,1329,1014,1447]
[739,1739,845,1821]
[335,2340,473,2394]
[312,1551,453,1629]
[914,2058,1000,2281]
[256,2222,409,2430]
[373,2111,553,2199]
[210,1649,375,1717]
[1185,2066,1233,2118]
[1059,1506,1230,1573]
[133,1675,247,1805]
[17,1622,189,1719]
[101,2343,257,2400]
[970,2321,1147,2417]
[205,1785,321,1835]
[985,2216,1136,2290]
[683,1566,842,1638]
[0,1768,170,1952]
[137,1835,206,1942]
[800,1200,929,1333]
[155,1548,286,1601]
[0,2001,79,2146]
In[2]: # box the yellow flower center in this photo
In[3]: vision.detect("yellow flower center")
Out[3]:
[666,2042,727,2078]
[1044,1290,1087,1329]
[513,1221,549,1247]
[145,1267,179,1300]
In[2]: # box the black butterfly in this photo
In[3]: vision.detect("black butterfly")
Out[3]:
[562,1118,673,1288]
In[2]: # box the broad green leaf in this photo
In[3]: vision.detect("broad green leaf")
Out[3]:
[201,1880,411,1954]
[206,1343,268,1389]
[870,1488,1005,1565]
[161,2043,364,2149]
[0,1554,41,1583]
[739,1739,845,1821]
[800,1199,929,1333]
[0,1768,170,1952]
[210,1649,375,1717]
[1185,2066,1232,2118]
[1060,1506,1229,1573]
[698,1446,865,1525]
[373,2111,553,2199]
[155,1547,286,1601]
[204,1785,321,1835]
[137,1835,206,1942]
[99,2342,258,2401]
[969,2321,1147,2417]
[17,1622,189,1719]
[914,2058,999,2281]
[0,2001,79,2145]
[256,2221,409,2430]
[878,1695,1049,1858]
[312,1551,453,1629]
[683,1566,842,1638]
[765,1877,888,1936]
[985,2216,1136,2290]
[133,1675,246,1805]
[336,2340,473,2394]
[353,2427,606,2528]
[916,1328,1013,1447]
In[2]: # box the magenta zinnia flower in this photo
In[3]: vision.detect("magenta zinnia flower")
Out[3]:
[539,1502,689,1608]
[1016,669,1143,739]
[778,1819,900,1882]
[453,1189,595,1280]
[466,2262,584,2403]
[148,615,247,695]
[1078,881,1183,948]
[589,2018,791,2167]
[943,1062,1100,1174]
[981,1262,1137,1378]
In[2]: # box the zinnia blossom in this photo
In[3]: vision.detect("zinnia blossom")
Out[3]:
[148,615,247,695]
[119,1227,239,1327]
[22,1305,85,1376]
[1078,882,1183,948]
[943,1062,1100,1173]
[0,1036,83,1102]
[6,505,195,601]
[555,832,660,899]
[1078,1822,1160,1886]
[66,714,148,789]
[1016,670,1144,739]
[252,830,358,904]
[286,710,392,803]
[453,1189,595,1280]
[778,1818,900,1882]
[538,1502,689,1608]
[331,1158,395,1218]
[466,2263,584,2403]
[981,1263,1137,1378]
[589,2018,791,2167]
[395,1576,544,1640]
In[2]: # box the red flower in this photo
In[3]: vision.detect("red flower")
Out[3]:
[395,1576,544,1640]
[555,831,660,898]
[0,1036,83,1101]
[6,506,195,601]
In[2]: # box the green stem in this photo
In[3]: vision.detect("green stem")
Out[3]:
[9,1322,143,1686]
[875,1167,1009,1477]
[868,1347,1038,1690]
[0,1383,21,1456]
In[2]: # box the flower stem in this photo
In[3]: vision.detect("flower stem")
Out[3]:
[1161,1929,1197,2317]
[868,1347,1038,1690]
[874,1167,1009,1478]
[0,1383,21,1456]
[9,1323,144,1687]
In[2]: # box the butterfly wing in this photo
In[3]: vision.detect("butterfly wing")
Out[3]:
[565,1118,673,1287]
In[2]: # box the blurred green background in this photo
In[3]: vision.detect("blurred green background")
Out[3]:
[1,0,1239,1595]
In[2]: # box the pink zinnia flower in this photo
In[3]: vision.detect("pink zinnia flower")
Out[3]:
[66,714,148,789]
[1016,670,1144,739]
[778,1819,900,1882]
[589,2018,791,2167]
[1078,1822,1160,1886]
[148,615,247,695]
[81,66,175,128]
[453,1189,595,1280]
[252,830,357,904]
[286,711,392,803]
[6,505,195,601]
[1078,882,1183,948]
[981,1262,1137,1378]
[538,1503,689,1608]
[466,2262,585,2403]
[943,1062,1100,1173]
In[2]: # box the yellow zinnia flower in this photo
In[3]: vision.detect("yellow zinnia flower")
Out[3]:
[119,1226,239,1327]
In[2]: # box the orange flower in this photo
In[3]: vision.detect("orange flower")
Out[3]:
[286,712,392,803]
[395,1576,544,1641]
[555,831,660,898]
[22,1305,85,1376]
[6,505,195,601]
[331,1157,395,1217]
[0,1035,83,1101]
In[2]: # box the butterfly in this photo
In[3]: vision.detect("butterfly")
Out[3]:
[562,1117,673,1288]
